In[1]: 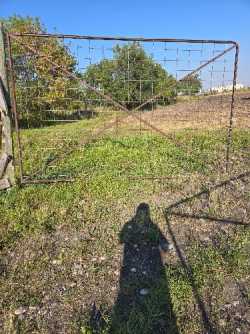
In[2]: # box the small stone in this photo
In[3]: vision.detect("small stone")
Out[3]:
[233,300,240,307]
[202,237,210,243]
[142,271,147,275]
[219,319,226,327]
[168,243,174,251]
[130,267,137,273]
[236,328,241,333]
[99,256,106,261]
[72,264,83,275]
[139,288,149,296]
[28,306,37,312]
[235,312,241,319]
[134,244,138,248]
[14,307,26,315]
[73,264,82,270]
[224,303,231,309]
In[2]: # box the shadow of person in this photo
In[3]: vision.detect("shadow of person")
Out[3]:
[110,203,179,334]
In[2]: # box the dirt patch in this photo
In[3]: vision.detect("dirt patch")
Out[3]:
[1,171,249,333]
[119,92,250,133]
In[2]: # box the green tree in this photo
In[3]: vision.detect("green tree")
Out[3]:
[178,73,202,95]
[2,16,82,126]
[83,43,177,109]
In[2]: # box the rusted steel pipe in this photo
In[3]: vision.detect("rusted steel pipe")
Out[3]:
[9,32,238,46]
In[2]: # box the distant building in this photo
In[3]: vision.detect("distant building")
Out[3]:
[211,83,244,93]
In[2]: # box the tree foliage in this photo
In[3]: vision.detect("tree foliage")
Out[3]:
[83,43,177,109]
[2,16,202,127]
[3,16,81,126]
[178,73,202,95]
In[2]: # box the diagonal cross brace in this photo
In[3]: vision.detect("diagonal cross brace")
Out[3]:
[7,34,236,181]
[9,33,236,139]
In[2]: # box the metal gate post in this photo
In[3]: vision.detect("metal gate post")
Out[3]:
[0,22,15,188]
[225,43,239,172]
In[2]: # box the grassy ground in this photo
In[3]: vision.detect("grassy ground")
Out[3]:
[0,113,249,333]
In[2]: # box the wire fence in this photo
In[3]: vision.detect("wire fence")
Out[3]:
[5,32,248,184]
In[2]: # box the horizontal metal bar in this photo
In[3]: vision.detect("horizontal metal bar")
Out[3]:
[9,32,238,46]
[21,178,75,184]
[126,128,150,131]
[41,119,80,122]
[170,212,246,226]
[182,49,203,52]
[166,171,250,211]
[127,175,171,180]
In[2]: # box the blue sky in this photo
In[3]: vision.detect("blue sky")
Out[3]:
[1,0,250,86]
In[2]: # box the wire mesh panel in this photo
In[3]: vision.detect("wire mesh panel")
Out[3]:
[5,32,247,185]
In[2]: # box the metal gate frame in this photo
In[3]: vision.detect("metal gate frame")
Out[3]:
[5,31,239,185]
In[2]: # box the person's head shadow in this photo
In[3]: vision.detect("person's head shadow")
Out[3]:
[110,203,179,334]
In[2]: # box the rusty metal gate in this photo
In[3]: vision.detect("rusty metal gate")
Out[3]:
[4,31,243,185]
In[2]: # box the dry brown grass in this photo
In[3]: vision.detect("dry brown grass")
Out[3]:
[117,92,250,134]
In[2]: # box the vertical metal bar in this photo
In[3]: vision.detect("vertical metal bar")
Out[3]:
[88,39,91,65]
[6,33,24,183]
[225,44,239,171]
[139,109,142,135]
[151,81,154,134]
[115,113,119,136]
[127,48,130,104]
[139,78,142,134]
[139,77,142,103]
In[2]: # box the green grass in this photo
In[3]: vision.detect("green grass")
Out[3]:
[165,227,250,333]
[1,117,249,333]
[3,126,249,248]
